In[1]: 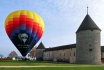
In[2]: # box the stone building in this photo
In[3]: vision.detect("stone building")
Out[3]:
[36,11,103,64]
[43,44,76,63]
[101,46,104,62]
[36,43,104,64]
[36,42,45,61]
[76,14,101,64]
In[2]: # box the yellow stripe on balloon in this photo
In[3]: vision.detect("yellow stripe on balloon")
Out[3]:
[39,17,45,32]
[20,10,27,15]
[5,10,45,32]
[5,10,21,27]
[32,12,40,23]
[13,10,21,18]
[5,12,14,27]
[26,10,34,19]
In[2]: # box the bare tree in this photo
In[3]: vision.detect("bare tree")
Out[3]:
[8,51,18,58]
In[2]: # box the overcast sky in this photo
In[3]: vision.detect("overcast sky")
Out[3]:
[0,0,104,57]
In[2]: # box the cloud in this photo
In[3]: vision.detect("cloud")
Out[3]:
[0,0,104,56]
[35,0,104,46]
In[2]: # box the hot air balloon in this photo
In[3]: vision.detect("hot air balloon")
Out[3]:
[5,10,45,56]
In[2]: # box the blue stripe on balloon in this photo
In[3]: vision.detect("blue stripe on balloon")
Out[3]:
[20,26,26,30]
[14,29,20,33]
[33,37,38,42]
[10,29,20,39]
[32,33,37,37]
[35,37,39,42]
[31,34,39,45]
[32,32,39,42]
[26,30,32,34]
[11,33,15,36]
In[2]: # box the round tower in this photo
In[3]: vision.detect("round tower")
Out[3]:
[76,13,101,64]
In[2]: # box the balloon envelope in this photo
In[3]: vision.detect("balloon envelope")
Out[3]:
[5,10,45,56]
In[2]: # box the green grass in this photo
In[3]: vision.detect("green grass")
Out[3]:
[0,60,104,70]
[1,67,104,70]
[0,60,85,66]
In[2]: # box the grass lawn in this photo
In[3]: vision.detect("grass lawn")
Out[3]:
[1,67,104,70]
[0,60,84,66]
[0,60,104,70]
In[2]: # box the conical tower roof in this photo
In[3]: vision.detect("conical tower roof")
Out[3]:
[76,14,101,33]
[36,42,45,49]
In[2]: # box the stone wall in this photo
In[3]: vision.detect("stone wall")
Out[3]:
[36,49,45,61]
[69,48,76,63]
[76,30,101,64]
[43,48,76,63]
[43,51,53,61]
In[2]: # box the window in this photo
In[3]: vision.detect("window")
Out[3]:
[64,53,65,56]
[49,53,50,57]
[89,49,92,51]
[89,45,92,46]
[91,29,93,31]
[101,53,103,56]
[74,53,75,56]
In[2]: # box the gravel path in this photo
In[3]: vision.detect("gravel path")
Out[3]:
[0,65,103,68]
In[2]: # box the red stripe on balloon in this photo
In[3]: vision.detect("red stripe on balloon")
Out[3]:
[26,18,33,30]
[32,22,38,34]
[19,15,26,27]
[39,30,43,38]
[8,21,14,36]
[13,17,20,29]
[19,15,26,23]
[36,26,43,40]
[6,25,10,37]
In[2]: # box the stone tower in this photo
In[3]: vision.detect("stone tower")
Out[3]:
[76,13,101,64]
[36,42,45,61]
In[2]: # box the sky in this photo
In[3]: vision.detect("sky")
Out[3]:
[0,0,104,57]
